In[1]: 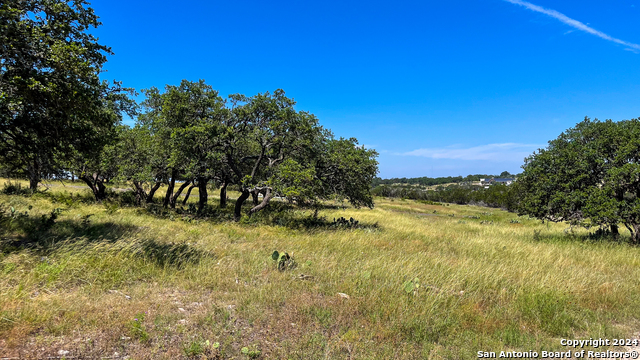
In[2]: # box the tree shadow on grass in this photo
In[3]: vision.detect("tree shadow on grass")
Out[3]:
[0,216,212,269]
[143,202,236,224]
[1,214,137,247]
[143,200,381,232]
[241,208,381,232]
[131,239,210,269]
[531,228,638,246]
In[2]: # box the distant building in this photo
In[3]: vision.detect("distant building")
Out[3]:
[480,177,515,188]
[493,178,514,185]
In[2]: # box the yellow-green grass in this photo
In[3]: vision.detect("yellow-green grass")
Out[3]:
[1,181,639,359]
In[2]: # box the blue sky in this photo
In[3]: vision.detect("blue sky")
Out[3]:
[90,0,640,178]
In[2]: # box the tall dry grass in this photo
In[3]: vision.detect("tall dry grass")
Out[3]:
[1,180,639,358]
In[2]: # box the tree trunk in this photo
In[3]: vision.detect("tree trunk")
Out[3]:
[197,177,209,213]
[252,192,259,206]
[132,181,147,205]
[248,188,273,216]
[28,160,40,190]
[220,182,228,208]
[29,174,39,191]
[170,180,192,208]
[80,174,107,201]
[183,183,196,205]
[96,180,106,200]
[80,176,98,200]
[146,181,162,203]
[610,224,619,236]
[633,224,640,243]
[163,170,177,208]
[234,189,250,221]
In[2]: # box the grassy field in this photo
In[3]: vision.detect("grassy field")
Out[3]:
[1,179,639,359]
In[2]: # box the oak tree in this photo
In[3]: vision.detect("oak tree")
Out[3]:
[517,117,640,242]
[0,0,132,190]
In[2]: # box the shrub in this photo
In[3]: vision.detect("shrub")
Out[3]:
[1,181,32,195]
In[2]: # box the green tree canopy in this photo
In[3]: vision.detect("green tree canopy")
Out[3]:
[221,89,378,220]
[111,125,163,204]
[0,0,133,190]
[517,117,640,242]
[136,80,228,210]
[133,84,379,218]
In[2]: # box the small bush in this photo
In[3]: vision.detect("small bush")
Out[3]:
[331,216,360,228]
[118,190,139,206]
[0,203,33,236]
[1,181,32,196]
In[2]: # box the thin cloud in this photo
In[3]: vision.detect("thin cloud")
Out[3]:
[401,143,541,162]
[504,0,640,52]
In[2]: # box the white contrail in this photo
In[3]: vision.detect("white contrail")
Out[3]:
[504,0,640,51]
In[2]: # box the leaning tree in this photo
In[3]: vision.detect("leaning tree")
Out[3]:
[223,90,322,220]
[223,90,378,220]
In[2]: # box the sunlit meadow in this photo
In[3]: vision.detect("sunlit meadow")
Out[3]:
[1,179,639,359]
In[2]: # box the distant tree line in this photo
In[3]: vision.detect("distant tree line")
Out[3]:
[372,171,516,187]
[0,1,379,221]
[372,183,518,210]
[370,171,519,210]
